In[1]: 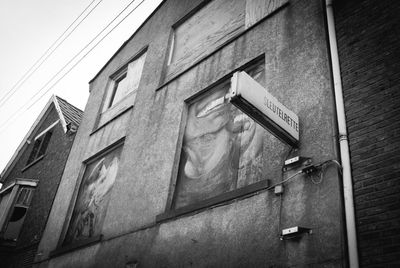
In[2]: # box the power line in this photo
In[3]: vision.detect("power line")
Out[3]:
[0,0,147,133]
[0,0,103,107]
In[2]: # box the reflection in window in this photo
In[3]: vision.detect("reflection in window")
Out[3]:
[173,61,288,208]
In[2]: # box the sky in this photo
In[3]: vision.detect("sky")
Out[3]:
[0,0,163,174]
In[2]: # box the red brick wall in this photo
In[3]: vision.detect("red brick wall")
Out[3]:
[334,0,400,266]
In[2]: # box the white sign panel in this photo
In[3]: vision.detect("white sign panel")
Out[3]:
[229,71,299,146]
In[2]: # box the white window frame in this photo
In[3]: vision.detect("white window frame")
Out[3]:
[103,51,147,112]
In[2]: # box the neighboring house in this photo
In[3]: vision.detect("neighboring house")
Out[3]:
[31,0,400,267]
[0,95,82,267]
[334,0,400,266]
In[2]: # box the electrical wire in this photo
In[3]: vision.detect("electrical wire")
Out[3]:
[311,159,343,185]
[0,0,103,107]
[268,170,303,190]
[0,0,147,133]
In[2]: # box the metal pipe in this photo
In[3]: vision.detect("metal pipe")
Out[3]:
[325,0,359,267]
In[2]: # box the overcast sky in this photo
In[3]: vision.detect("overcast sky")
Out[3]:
[0,0,162,173]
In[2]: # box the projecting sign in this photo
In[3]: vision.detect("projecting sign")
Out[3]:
[229,71,299,147]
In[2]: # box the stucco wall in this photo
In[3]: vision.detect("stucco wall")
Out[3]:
[35,0,346,267]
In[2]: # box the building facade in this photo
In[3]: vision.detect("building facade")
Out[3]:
[0,96,82,267]
[33,0,355,267]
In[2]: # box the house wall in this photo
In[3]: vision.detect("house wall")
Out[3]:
[35,0,347,267]
[1,105,76,267]
[334,0,400,266]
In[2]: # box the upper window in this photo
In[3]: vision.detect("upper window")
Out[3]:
[166,0,245,79]
[105,51,147,109]
[164,0,288,82]
[96,50,147,128]
[26,130,53,166]
[0,180,37,242]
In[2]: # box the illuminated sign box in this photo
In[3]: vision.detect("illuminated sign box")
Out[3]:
[229,71,299,147]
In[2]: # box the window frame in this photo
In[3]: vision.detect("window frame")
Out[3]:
[108,71,128,108]
[0,179,38,243]
[92,47,148,132]
[103,48,147,112]
[53,138,125,254]
[157,56,291,222]
[24,122,57,169]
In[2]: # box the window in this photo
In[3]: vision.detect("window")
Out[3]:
[63,144,123,246]
[171,60,289,209]
[166,0,245,79]
[26,130,52,166]
[0,180,37,242]
[96,50,147,128]
[105,51,147,109]
[165,0,288,81]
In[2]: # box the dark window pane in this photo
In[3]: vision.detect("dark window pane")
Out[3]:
[109,73,127,107]
[16,188,33,206]
[37,131,52,157]
[9,207,27,222]
[26,138,42,165]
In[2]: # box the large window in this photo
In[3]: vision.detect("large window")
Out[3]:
[165,0,288,81]
[172,60,288,209]
[63,144,123,246]
[0,180,37,242]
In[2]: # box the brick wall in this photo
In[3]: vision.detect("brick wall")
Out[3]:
[1,104,76,266]
[334,0,400,266]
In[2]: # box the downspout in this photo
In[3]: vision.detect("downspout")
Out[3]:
[325,0,359,267]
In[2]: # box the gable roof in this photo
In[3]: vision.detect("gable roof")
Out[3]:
[0,95,83,182]
[55,96,83,127]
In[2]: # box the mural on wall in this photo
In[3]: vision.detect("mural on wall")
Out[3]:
[173,62,287,208]
[64,146,122,245]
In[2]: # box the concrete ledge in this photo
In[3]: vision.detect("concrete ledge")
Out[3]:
[156,179,270,223]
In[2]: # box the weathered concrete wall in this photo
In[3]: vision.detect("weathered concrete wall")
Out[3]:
[35,0,346,267]
[335,0,400,266]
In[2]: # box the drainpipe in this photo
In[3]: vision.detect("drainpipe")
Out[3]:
[325,0,359,267]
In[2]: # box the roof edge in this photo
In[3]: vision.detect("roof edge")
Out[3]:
[0,95,69,181]
[53,95,68,132]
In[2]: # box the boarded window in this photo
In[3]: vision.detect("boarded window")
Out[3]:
[166,0,245,79]
[63,145,123,246]
[98,51,147,127]
[107,51,147,109]
[173,60,289,209]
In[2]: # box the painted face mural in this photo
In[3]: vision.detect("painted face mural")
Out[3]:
[64,146,122,245]
[173,63,268,208]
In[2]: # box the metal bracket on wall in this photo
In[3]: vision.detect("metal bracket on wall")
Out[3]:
[280,226,312,240]
[282,156,312,172]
